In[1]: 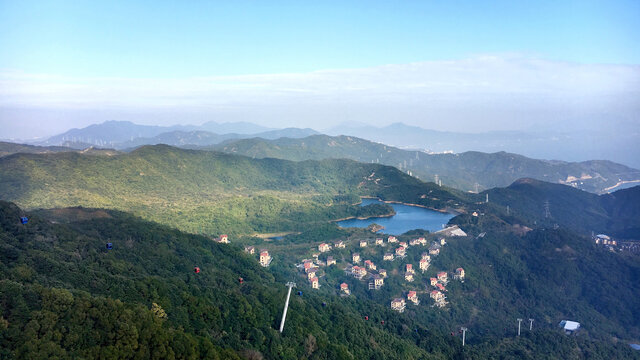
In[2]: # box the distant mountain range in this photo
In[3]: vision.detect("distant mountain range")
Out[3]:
[208,135,640,194]
[33,120,316,149]
[7,120,640,194]
[29,120,640,169]
[327,122,640,169]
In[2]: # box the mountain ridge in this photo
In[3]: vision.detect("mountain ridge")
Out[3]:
[207,134,640,194]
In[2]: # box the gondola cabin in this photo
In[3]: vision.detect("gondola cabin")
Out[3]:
[20,217,28,224]
[194,267,201,274]
[297,291,303,296]
[106,242,113,250]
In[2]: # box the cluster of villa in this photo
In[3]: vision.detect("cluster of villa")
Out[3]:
[345,253,388,291]
[428,267,465,307]
[593,234,640,254]
[287,231,469,316]
[593,234,618,252]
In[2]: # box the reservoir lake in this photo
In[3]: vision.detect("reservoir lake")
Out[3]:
[337,198,455,235]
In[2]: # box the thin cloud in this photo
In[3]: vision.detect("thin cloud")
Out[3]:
[1,54,639,132]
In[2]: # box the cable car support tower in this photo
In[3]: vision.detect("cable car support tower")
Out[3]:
[279,282,296,333]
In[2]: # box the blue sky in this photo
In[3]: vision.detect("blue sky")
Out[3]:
[1,0,639,77]
[0,0,639,139]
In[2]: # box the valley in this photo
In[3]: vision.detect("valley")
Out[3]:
[1,138,639,359]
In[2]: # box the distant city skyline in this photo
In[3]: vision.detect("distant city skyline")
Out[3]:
[1,1,639,139]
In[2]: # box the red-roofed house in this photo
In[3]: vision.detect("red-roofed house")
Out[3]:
[364,260,377,270]
[318,243,331,253]
[259,250,272,267]
[419,258,430,272]
[430,290,444,301]
[406,263,414,274]
[340,282,350,295]
[307,270,318,280]
[407,291,419,305]
[351,266,366,279]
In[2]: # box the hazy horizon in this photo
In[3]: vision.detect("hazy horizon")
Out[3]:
[1,1,639,159]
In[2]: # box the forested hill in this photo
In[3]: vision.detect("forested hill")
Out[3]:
[484,178,640,239]
[0,145,464,235]
[1,201,453,359]
[0,141,119,158]
[2,202,639,359]
[207,135,640,194]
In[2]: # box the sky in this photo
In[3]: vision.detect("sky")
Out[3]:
[1,0,639,139]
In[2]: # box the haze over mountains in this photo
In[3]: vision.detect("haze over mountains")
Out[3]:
[15,119,638,169]
[6,120,639,195]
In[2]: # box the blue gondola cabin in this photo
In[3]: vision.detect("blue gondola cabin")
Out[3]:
[106,242,113,250]
[20,217,28,224]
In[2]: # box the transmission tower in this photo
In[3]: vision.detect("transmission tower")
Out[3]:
[528,318,534,331]
[544,200,551,218]
[279,282,296,333]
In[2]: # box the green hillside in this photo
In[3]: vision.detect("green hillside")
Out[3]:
[0,201,453,359]
[0,141,119,158]
[2,202,638,359]
[207,135,640,194]
[484,178,640,238]
[0,145,463,236]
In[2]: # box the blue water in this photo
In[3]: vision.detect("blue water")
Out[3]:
[337,198,454,235]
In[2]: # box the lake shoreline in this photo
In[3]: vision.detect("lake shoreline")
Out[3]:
[359,196,454,214]
[336,197,455,235]
[332,212,395,223]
